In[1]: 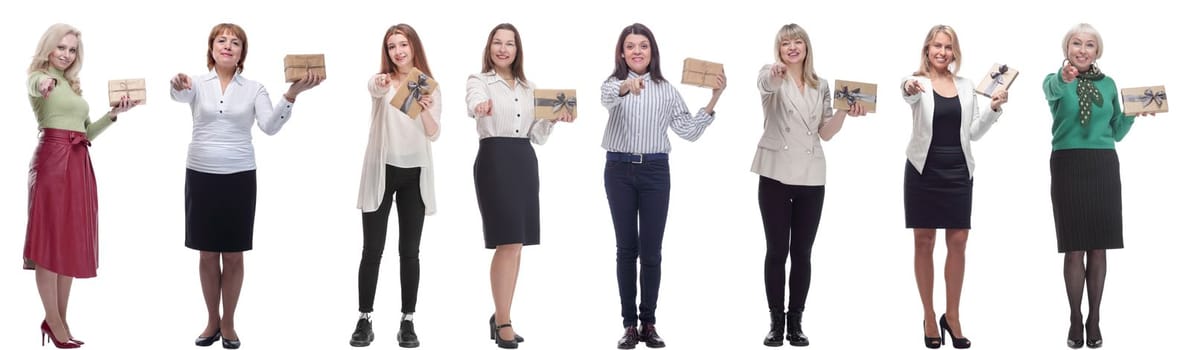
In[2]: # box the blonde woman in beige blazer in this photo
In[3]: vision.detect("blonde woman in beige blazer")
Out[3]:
[752,23,865,348]
[900,25,1007,349]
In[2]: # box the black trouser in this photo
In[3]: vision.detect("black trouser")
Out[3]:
[358,165,425,313]
[758,176,825,313]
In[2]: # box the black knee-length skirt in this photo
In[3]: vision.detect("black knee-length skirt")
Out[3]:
[474,137,540,249]
[185,169,256,252]
[904,146,973,229]
[1051,149,1123,252]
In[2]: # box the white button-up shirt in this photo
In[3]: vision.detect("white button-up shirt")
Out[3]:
[465,71,554,144]
[170,70,295,174]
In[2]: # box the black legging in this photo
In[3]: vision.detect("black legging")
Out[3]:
[758,176,825,313]
[358,165,425,313]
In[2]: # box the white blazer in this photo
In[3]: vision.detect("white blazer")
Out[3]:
[900,75,1003,178]
[752,66,835,186]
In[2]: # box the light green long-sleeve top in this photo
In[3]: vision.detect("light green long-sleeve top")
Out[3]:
[1042,68,1134,151]
[28,67,114,140]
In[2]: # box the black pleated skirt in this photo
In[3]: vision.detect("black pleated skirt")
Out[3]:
[1051,149,1123,252]
[904,146,973,229]
[474,137,540,249]
[185,169,257,252]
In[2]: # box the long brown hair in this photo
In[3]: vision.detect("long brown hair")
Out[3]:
[609,23,664,82]
[379,24,433,78]
[206,23,248,73]
[480,23,526,82]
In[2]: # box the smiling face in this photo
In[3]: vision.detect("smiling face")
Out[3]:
[1066,32,1099,71]
[622,33,651,75]
[489,29,517,71]
[49,33,79,71]
[210,30,242,71]
[926,32,954,74]
[387,33,413,72]
[779,36,806,66]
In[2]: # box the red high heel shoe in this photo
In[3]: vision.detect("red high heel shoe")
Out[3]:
[41,321,85,345]
[40,321,81,348]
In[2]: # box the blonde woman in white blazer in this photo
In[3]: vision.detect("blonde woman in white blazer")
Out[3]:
[752,24,865,348]
[351,24,441,348]
[900,25,1007,349]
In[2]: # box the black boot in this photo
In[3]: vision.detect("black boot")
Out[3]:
[397,316,420,348]
[763,311,785,347]
[787,309,809,347]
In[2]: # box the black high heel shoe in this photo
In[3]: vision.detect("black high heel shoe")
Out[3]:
[938,314,971,349]
[490,322,518,349]
[923,320,942,349]
[1085,320,1102,349]
[1067,320,1084,349]
[195,329,221,347]
[488,314,524,343]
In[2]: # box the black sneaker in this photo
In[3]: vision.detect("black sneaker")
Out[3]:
[398,319,420,348]
[350,319,375,347]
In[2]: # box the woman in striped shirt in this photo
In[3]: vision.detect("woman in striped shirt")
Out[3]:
[600,22,724,350]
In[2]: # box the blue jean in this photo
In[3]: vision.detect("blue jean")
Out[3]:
[604,156,670,327]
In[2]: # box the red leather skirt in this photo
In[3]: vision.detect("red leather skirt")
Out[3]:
[23,128,99,278]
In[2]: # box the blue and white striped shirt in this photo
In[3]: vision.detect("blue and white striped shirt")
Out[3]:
[600,72,715,154]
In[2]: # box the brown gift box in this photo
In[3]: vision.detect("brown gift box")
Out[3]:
[833,80,877,112]
[533,89,577,120]
[681,57,723,89]
[389,68,438,118]
[107,79,146,106]
[976,63,1019,97]
[1120,85,1168,115]
[283,54,326,83]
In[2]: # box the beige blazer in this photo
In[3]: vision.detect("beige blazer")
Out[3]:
[751,65,836,186]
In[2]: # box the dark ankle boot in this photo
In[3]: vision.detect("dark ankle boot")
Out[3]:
[763,311,785,347]
[787,309,809,347]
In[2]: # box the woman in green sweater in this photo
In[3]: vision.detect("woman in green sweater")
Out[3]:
[1043,23,1154,349]
[23,23,137,349]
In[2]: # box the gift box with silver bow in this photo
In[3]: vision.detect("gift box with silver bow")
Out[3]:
[976,63,1019,98]
[832,79,877,112]
[1121,85,1168,115]
[532,89,577,120]
[389,67,438,118]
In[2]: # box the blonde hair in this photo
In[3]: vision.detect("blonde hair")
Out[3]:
[914,25,961,78]
[773,23,820,89]
[28,23,84,95]
[1062,23,1103,60]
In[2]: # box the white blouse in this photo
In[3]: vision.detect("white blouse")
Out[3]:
[169,70,295,174]
[464,71,554,144]
[357,74,441,214]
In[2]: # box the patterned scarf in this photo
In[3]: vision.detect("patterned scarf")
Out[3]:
[1075,65,1105,126]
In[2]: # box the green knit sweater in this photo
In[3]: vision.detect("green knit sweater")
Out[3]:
[27,67,114,140]
[1042,68,1134,151]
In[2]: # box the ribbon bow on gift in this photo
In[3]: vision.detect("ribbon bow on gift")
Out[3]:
[1122,88,1167,110]
[983,65,1011,96]
[834,85,876,106]
[400,73,432,114]
[536,92,577,115]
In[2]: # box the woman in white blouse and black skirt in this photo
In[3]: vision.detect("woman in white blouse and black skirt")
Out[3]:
[465,23,574,349]
[900,25,1006,349]
[600,23,724,350]
[753,23,865,348]
[169,23,321,349]
[350,23,441,348]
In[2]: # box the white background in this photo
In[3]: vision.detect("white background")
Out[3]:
[1,1,1187,349]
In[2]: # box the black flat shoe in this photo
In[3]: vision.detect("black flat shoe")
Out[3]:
[221,337,241,349]
[398,319,420,348]
[640,323,666,348]
[195,329,221,347]
[939,314,971,349]
[617,326,639,349]
[350,318,374,347]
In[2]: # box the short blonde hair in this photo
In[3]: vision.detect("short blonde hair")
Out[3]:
[914,25,961,78]
[1062,23,1103,60]
[773,23,820,89]
[28,23,84,95]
